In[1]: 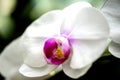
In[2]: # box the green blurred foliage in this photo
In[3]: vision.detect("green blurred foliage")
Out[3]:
[0,16,15,39]
[0,0,16,40]
[29,0,107,20]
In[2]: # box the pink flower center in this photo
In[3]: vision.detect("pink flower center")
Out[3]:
[43,36,71,65]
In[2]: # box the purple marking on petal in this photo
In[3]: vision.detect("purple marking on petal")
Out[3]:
[43,37,71,65]
[43,38,57,58]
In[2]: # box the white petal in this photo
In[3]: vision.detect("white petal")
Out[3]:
[0,37,27,78]
[68,7,109,40]
[61,2,92,35]
[6,69,51,80]
[62,57,92,79]
[24,10,63,38]
[19,64,57,77]
[109,41,120,58]
[102,0,120,44]
[23,37,47,67]
[24,49,47,68]
[110,28,120,44]
[70,39,108,69]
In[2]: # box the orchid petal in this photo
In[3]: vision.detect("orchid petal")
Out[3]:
[102,0,120,44]
[19,64,57,77]
[23,37,47,67]
[67,7,109,69]
[62,57,92,79]
[70,39,108,69]
[68,7,109,40]
[6,70,51,80]
[110,28,120,44]
[109,41,120,58]
[0,38,27,78]
[61,2,92,35]
[24,10,63,38]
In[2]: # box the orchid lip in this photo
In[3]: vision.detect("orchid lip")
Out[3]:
[43,36,71,65]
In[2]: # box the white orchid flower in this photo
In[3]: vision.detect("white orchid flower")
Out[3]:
[102,0,120,58]
[0,2,109,79]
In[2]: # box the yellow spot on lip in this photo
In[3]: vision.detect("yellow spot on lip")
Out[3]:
[54,38,65,59]
[55,48,64,59]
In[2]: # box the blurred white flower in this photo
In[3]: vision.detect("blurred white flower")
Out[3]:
[102,0,120,58]
[0,1,109,79]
